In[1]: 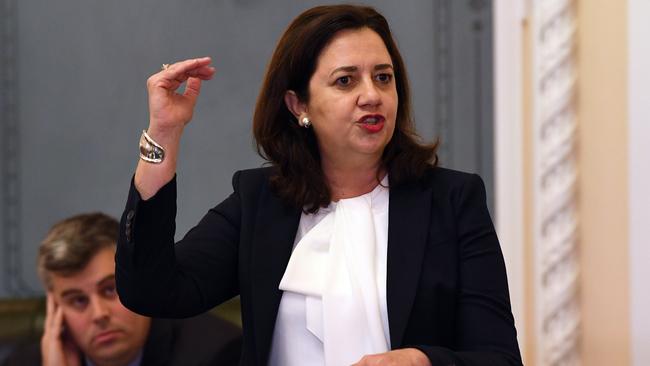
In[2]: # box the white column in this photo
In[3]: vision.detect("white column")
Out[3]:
[628,0,650,365]
[531,0,580,365]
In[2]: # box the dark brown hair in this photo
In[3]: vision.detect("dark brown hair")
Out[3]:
[253,4,438,212]
[37,212,119,289]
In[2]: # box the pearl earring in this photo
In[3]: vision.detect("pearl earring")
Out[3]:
[300,116,311,128]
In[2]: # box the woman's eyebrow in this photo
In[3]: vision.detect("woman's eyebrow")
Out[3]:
[374,64,393,71]
[330,66,357,76]
[329,64,394,77]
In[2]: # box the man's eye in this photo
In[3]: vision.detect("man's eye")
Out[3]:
[102,286,116,298]
[375,73,393,83]
[67,296,88,310]
[336,76,351,86]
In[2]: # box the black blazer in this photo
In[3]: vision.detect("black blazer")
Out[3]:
[2,313,242,366]
[116,167,522,366]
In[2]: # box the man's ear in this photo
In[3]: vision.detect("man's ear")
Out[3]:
[284,90,307,119]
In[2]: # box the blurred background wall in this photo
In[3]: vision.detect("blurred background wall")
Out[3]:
[0,0,493,298]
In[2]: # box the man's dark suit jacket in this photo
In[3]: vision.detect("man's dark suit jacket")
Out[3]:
[2,313,242,366]
[116,167,522,366]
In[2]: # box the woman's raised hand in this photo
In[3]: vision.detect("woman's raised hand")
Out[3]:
[135,57,215,200]
[147,57,215,132]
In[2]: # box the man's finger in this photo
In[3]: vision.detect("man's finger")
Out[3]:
[45,294,55,330]
[51,300,65,336]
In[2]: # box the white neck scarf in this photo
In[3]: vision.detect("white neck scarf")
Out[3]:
[279,180,390,366]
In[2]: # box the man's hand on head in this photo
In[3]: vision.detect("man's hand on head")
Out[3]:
[41,293,82,366]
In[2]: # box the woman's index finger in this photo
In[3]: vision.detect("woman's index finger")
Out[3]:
[164,57,212,77]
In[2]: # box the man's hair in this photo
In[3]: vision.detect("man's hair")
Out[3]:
[37,212,119,289]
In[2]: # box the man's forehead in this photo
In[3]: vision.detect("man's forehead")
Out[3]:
[48,247,117,293]
[51,272,115,296]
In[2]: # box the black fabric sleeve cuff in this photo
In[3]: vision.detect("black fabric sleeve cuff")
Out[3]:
[116,175,178,315]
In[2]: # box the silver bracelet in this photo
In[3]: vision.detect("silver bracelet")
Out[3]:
[139,130,165,164]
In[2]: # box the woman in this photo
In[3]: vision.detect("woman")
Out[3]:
[116,5,522,366]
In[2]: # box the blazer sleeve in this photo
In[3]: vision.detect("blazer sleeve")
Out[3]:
[115,172,242,318]
[415,174,522,366]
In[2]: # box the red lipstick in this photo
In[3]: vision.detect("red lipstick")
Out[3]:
[357,114,385,133]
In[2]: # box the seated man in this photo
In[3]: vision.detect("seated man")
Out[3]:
[3,213,241,366]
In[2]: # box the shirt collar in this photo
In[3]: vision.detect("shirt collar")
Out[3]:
[84,349,143,366]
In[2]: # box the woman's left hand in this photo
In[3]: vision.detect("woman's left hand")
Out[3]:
[352,348,431,366]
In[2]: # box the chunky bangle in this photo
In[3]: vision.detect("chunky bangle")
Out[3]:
[139,130,165,164]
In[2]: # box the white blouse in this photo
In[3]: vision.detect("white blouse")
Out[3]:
[268,177,391,366]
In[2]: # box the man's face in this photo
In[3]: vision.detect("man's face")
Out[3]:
[49,247,150,365]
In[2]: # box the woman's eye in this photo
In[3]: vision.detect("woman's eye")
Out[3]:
[336,76,351,86]
[375,73,393,83]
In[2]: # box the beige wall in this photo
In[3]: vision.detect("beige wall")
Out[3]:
[577,0,630,365]
[517,1,631,364]
[522,17,536,365]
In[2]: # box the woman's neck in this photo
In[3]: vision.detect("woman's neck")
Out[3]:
[322,158,384,201]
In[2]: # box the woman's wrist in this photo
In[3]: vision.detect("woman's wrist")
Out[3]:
[145,122,184,151]
[134,123,182,200]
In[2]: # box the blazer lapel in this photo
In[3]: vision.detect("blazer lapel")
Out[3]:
[387,179,432,348]
[250,183,301,366]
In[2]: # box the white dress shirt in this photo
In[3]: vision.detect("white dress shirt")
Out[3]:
[269,177,390,366]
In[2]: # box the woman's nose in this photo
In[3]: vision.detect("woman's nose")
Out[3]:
[357,78,381,108]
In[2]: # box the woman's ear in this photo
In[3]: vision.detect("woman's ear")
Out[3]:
[284,90,307,119]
